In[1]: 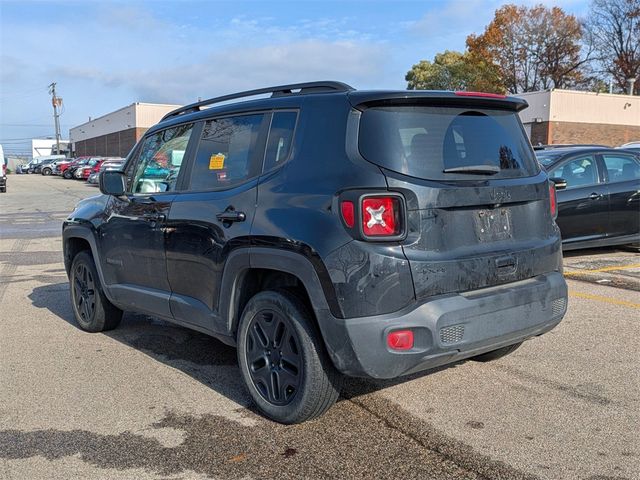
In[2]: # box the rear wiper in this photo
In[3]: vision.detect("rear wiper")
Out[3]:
[443,165,500,174]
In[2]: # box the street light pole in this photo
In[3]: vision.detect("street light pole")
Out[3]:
[48,82,62,154]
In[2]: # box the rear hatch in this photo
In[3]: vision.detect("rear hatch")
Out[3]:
[352,92,560,299]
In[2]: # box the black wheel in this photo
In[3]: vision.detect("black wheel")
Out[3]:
[63,170,72,179]
[70,251,122,332]
[42,168,52,176]
[471,342,522,362]
[237,290,343,424]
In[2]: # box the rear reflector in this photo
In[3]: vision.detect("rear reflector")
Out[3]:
[362,196,401,237]
[340,201,355,228]
[387,330,414,350]
[455,91,506,99]
[549,182,557,219]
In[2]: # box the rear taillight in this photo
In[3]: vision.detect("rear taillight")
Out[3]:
[549,182,557,219]
[362,196,402,237]
[339,192,405,240]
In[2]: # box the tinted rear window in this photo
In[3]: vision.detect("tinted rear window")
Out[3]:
[358,106,539,180]
[535,151,566,167]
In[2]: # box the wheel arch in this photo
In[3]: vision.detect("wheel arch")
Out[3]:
[63,225,116,304]
[220,247,342,341]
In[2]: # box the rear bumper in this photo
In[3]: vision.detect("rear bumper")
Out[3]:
[319,272,567,379]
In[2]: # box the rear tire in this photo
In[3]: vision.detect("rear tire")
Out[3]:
[471,342,522,362]
[237,289,343,424]
[63,170,72,179]
[42,168,52,176]
[69,250,122,332]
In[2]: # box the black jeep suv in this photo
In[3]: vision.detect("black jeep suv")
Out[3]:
[63,82,567,423]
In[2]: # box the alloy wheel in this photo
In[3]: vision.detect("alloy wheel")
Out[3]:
[73,263,96,323]
[245,309,302,406]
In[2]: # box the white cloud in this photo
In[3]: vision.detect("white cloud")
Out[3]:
[54,40,389,104]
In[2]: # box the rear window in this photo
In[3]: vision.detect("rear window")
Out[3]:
[535,151,566,167]
[358,106,539,180]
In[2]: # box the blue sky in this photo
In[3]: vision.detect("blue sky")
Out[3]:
[0,0,589,155]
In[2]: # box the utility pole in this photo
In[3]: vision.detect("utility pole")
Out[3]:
[48,82,62,154]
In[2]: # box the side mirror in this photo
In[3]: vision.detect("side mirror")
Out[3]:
[550,177,567,191]
[100,171,127,197]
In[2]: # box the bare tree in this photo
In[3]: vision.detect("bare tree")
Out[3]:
[585,0,640,94]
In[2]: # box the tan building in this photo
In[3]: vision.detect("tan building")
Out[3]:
[516,89,640,147]
[69,102,181,157]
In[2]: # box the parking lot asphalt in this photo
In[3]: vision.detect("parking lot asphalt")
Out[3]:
[0,175,638,480]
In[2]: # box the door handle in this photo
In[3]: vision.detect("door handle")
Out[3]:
[589,192,603,200]
[216,209,246,223]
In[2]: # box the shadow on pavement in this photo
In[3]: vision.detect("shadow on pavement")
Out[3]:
[27,283,459,408]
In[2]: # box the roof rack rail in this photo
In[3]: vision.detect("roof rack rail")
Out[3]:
[161,81,355,122]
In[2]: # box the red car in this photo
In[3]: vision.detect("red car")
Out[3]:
[82,160,105,179]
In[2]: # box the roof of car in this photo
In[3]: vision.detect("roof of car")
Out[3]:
[151,82,529,134]
[536,146,640,169]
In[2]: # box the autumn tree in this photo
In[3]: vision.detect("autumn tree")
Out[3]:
[467,4,589,93]
[405,50,504,93]
[585,0,640,94]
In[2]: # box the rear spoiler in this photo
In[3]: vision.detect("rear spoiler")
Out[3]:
[348,90,528,112]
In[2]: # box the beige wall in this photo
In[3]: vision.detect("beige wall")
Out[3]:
[518,89,640,127]
[517,91,552,124]
[549,90,639,126]
[134,103,180,128]
[69,102,180,148]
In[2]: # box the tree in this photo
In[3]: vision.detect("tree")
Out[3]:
[405,50,504,93]
[466,4,589,93]
[585,0,640,94]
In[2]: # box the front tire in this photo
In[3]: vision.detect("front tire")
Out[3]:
[69,250,122,332]
[42,168,52,175]
[237,290,343,424]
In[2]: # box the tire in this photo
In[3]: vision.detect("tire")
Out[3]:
[471,342,523,362]
[237,289,343,424]
[42,168,52,176]
[622,242,640,252]
[69,250,122,332]
[63,170,72,179]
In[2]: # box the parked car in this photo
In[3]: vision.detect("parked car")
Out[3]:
[17,158,44,174]
[63,82,567,423]
[533,143,607,151]
[87,159,125,185]
[63,157,93,179]
[52,158,74,175]
[1,155,6,193]
[34,158,58,175]
[537,147,640,250]
[618,141,640,155]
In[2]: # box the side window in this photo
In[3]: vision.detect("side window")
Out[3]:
[129,124,193,194]
[264,111,298,171]
[550,155,598,189]
[602,154,640,183]
[190,114,265,191]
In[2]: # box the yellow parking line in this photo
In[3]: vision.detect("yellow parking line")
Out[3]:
[570,291,640,309]
[564,263,640,276]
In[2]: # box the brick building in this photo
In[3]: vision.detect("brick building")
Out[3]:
[516,89,639,147]
[69,102,180,158]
